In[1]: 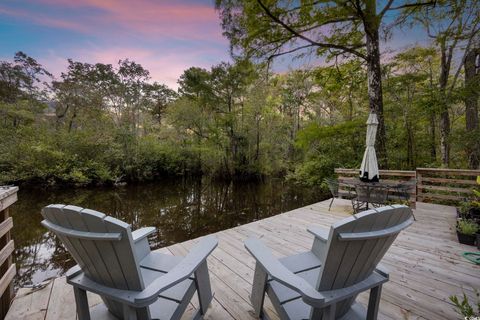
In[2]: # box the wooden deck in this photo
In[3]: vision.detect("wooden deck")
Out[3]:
[6,199,480,320]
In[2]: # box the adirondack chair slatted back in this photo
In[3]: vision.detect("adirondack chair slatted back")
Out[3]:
[41,204,147,319]
[313,205,413,318]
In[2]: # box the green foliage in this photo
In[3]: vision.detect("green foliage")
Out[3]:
[288,120,365,186]
[457,219,479,235]
[461,178,480,209]
[449,290,480,318]
[0,41,479,188]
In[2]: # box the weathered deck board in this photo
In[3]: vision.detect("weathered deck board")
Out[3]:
[6,199,479,320]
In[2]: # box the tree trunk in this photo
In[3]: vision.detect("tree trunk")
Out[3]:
[403,86,415,169]
[406,121,415,168]
[464,48,480,169]
[68,106,77,133]
[429,113,437,162]
[439,110,450,167]
[439,43,452,167]
[365,25,388,169]
[427,58,437,163]
[255,116,260,161]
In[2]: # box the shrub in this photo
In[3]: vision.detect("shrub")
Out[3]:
[457,219,479,235]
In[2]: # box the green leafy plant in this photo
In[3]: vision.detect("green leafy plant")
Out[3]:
[449,290,480,318]
[459,177,480,215]
[471,176,480,207]
[457,219,479,235]
[459,201,473,217]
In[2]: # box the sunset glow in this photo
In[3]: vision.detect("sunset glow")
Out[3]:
[0,0,229,88]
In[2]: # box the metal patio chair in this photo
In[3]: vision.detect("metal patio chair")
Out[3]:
[324,178,355,211]
[352,184,389,213]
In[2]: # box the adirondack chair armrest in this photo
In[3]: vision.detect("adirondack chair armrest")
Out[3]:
[307,227,329,242]
[244,237,325,306]
[132,227,156,242]
[314,270,389,308]
[134,236,218,306]
[66,264,82,278]
[67,271,139,305]
[375,263,389,278]
[67,236,218,308]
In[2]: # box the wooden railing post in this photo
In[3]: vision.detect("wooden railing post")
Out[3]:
[0,187,17,319]
[416,170,423,203]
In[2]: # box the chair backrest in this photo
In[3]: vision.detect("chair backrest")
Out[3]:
[368,185,389,204]
[41,204,145,318]
[355,184,388,204]
[313,205,413,318]
[354,184,369,202]
[398,179,417,191]
[324,178,339,197]
[395,180,416,201]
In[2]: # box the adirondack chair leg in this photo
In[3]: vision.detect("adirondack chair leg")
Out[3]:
[122,304,138,320]
[250,262,268,318]
[192,309,204,320]
[366,284,383,320]
[194,261,214,316]
[73,287,91,320]
[321,303,336,320]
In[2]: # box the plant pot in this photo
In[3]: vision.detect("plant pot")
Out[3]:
[457,231,476,246]
[469,207,480,219]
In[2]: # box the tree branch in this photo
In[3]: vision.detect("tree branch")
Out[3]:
[256,0,368,60]
[388,1,437,11]
[284,0,324,14]
[267,44,318,61]
[379,0,395,18]
[448,22,480,96]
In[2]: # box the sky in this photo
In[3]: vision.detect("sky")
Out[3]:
[0,0,230,89]
[0,0,428,89]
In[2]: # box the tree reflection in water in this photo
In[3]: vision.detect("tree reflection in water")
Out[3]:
[11,177,327,288]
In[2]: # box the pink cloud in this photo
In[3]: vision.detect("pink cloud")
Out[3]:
[11,0,226,43]
[41,45,224,89]
[0,7,89,33]
[0,1,231,88]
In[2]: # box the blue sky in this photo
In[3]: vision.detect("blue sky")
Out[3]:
[0,0,429,88]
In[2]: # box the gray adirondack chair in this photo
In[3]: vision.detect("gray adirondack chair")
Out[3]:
[41,204,218,320]
[245,205,413,320]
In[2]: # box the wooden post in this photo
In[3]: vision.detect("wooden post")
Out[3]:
[0,187,18,320]
[416,170,423,203]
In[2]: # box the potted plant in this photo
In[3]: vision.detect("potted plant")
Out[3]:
[456,219,479,245]
[470,187,480,219]
[457,176,480,221]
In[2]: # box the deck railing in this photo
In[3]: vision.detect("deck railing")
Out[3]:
[335,167,480,205]
[0,187,17,320]
[416,168,480,202]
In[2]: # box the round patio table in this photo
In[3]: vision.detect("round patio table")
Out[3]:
[344,179,406,211]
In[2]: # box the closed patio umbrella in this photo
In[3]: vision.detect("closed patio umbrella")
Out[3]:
[359,112,379,182]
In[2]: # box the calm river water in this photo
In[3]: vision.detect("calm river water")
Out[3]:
[10,177,327,288]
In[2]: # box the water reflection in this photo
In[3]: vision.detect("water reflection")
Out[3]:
[11,177,327,288]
